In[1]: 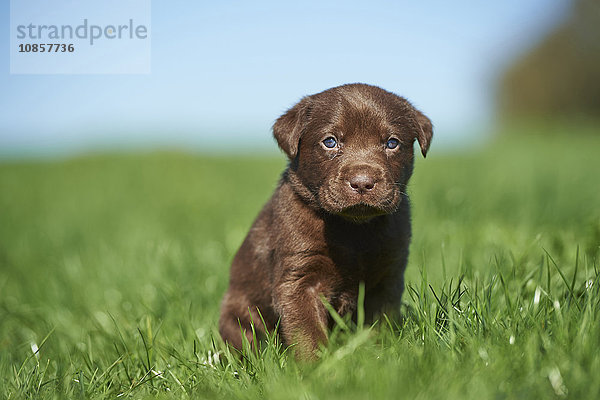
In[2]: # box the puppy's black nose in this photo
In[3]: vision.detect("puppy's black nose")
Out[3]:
[348,173,376,193]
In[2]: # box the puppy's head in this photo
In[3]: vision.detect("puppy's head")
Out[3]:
[273,83,432,222]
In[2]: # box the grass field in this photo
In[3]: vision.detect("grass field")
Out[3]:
[1,133,599,399]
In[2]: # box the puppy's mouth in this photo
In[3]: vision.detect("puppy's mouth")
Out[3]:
[338,203,387,221]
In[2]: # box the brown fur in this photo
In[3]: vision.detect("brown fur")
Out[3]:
[219,83,433,359]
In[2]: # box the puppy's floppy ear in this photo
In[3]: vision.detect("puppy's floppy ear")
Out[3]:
[273,96,311,159]
[413,108,433,158]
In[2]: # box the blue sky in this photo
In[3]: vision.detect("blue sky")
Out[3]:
[1,0,569,156]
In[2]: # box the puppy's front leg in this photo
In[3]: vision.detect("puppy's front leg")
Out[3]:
[274,271,331,361]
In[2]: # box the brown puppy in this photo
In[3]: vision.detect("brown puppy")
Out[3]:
[219,83,432,359]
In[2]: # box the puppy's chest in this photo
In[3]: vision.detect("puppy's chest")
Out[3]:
[328,238,400,288]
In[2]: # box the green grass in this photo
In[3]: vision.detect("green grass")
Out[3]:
[0,133,599,399]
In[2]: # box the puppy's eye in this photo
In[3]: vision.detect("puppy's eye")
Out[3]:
[386,138,400,149]
[322,137,338,148]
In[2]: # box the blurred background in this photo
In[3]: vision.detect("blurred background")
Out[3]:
[2,0,597,157]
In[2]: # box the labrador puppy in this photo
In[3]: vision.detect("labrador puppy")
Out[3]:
[219,83,432,359]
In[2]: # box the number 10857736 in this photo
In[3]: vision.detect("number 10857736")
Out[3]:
[18,43,74,53]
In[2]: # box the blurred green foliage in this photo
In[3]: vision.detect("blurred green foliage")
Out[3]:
[499,0,600,122]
